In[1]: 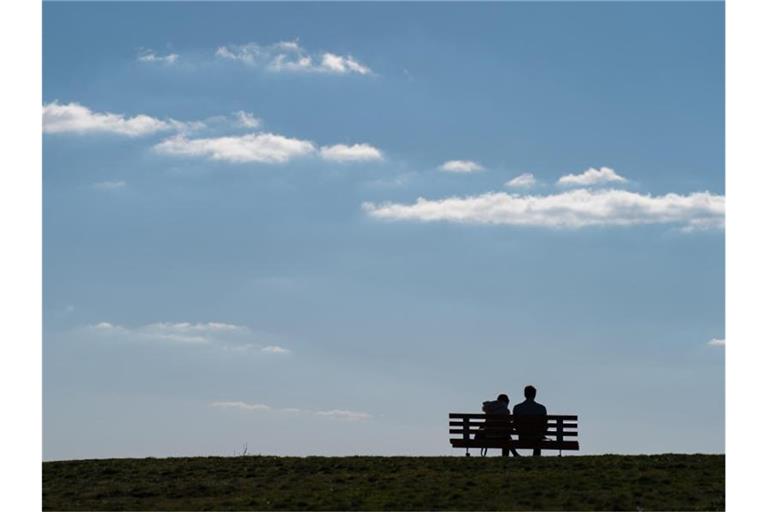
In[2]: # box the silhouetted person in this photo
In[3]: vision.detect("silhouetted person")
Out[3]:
[476,394,518,457]
[482,393,510,415]
[513,385,548,456]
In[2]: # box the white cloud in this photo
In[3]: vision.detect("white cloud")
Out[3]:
[708,338,725,347]
[143,322,246,336]
[211,401,271,411]
[319,53,371,75]
[558,167,627,186]
[261,345,290,354]
[215,41,371,75]
[440,160,484,173]
[320,143,383,162]
[209,402,371,421]
[505,173,536,188]
[156,133,385,166]
[316,409,372,421]
[137,49,179,65]
[154,133,316,164]
[363,188,725,230]
[167,119,207,134]
[87,321,290,352]
[43,102,174,137]
[92,180,126,190]
[234,111,261,128]
[123,322,213,344]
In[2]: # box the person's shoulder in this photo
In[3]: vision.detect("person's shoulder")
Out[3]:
[535,402,547,413]
[512,401,525,412]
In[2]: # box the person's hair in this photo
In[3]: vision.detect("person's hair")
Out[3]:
[524,385,537,399]
[497,393,509,403]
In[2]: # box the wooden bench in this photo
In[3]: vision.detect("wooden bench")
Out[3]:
[449,413,579,456]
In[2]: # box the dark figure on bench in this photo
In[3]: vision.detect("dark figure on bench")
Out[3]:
[476,394,519,457]
[512,385,548,456]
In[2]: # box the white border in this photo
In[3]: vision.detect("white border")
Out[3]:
[0,0,42,510]
[6,0,766,507]
[726,0,768,509]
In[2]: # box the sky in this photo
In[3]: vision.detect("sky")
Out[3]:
[42,1,724,460]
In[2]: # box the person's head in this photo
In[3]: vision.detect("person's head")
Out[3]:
[524,385,537,400]
[497,393,510,404]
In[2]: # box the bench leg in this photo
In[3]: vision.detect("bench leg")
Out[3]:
[502,448,510,457]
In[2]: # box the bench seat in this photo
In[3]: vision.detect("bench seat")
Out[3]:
[449,413,579,455]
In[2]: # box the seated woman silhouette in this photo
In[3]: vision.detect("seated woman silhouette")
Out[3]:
[476,393,518,456]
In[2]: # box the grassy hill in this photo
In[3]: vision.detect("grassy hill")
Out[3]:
[43,454,724,511]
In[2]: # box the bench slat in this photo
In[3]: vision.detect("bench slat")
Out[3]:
[449,429,578,436]
[450,439,579,450]
[449,413,577,421]
[449,421,577,429]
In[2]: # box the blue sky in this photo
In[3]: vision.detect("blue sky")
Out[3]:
[43,1,724,460]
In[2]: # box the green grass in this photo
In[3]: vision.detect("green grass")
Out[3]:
[43,454,724,511]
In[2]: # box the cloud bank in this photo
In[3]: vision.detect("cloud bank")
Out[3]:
[708,338,725,347]
[215,40,371,75]
[363,188,724,230]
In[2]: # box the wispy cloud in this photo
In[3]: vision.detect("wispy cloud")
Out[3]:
[320,143,383,162]
[137,49,179,65]
[558,167,627,186]
[708,338,725,347]
[317,53,371,75]
[365,173,413,189]
[154,133,317,164]
[43,102,202,137]
[92,180,127,190]
[440,160,484,173]
[261,345,291,354]
[215,40,372,75]
[211,401,271,411]
[87,321,290,353]
[209,402,371,421]
[505,173,536,188]
[233,111,261,129]
[363,188,724,230]
[316,409,372,421]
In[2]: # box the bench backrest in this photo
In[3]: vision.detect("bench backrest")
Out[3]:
[449,413,578,444]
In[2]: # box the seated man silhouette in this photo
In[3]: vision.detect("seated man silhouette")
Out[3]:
[512,385,548,456]
[476,394,518,457]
